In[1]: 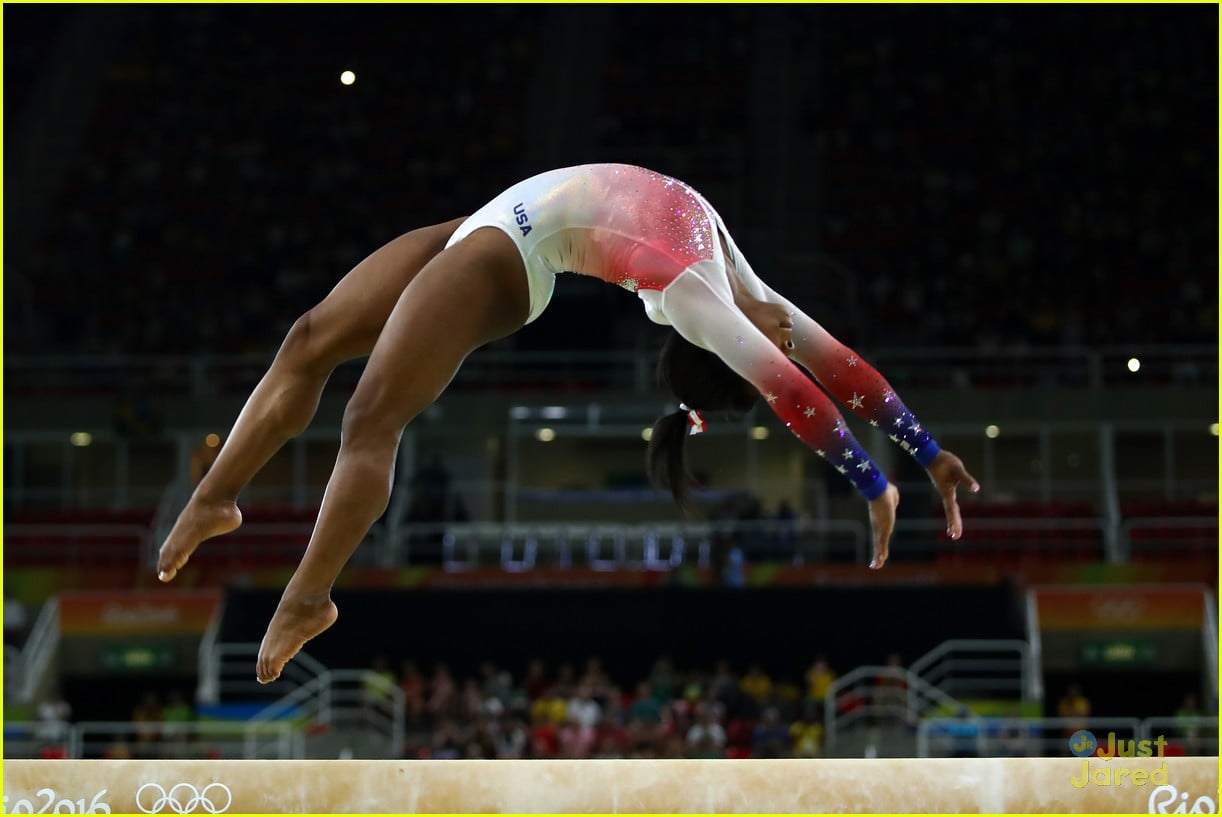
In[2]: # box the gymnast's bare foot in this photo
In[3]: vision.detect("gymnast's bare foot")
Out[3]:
[156,497,243,582]
[867,483,900,570]
[256,593,339,683]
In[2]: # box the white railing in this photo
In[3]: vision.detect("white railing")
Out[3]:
[10,514,1214,572]
[4,645,25,703]
[5,345,1214,396]
[17,600,60,704]
[824,665,965,750]
[4,524,150,566]
[917,716,1218,758]
[1122,517,1219,560]
[1140,716,1219,757]
[909,639,1034,703]
[207,643,404,759]
[2,720,301,759]
[430,518,869,571]
[204,643,328,709]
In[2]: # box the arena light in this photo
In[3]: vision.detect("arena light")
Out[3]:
[750,425,770,440]
[1127,357,1141,373]
[204,433,221,448]
[340,70,356,86]
[69,432,92,447]
[984,424,1001,439]
[535,427,556,442]
[640,427,652,442]
[1210,423,1219,437]
[540,406,568,420]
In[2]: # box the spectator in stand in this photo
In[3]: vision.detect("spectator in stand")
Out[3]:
[752,706,793,758]
[521,659,550,701]
[648,657,677,703]
[566,683,602,731]
[495,715,529,759]
[426,663,456,721]
[579,657,613,704]
[789,707,824,758]
[397,660,426,725]
[1175,693,1201,742]
[686,702,728,758]
[131,691,164,755]
[557,710,596,758]
[430,719,463,760]
[740,663,774,705]
[530,682,568,728]
[1057,683,1092,737]
[528,708,559,758]
[593,710,631,758]
[805,655,836,710]
[36,687,72,754]
[362,655,396,708]
[628,681,663,726]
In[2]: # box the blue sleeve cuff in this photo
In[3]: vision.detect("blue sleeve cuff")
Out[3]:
[860,472,889,501]
[915,439,942,469]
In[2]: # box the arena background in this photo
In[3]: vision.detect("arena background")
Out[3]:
[3,3,1218,773]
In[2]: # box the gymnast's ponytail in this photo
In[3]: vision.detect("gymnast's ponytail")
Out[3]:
[646,331,759,514]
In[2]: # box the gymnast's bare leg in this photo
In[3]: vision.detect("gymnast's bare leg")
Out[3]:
[156,218,466,582]
[256,227,530,683]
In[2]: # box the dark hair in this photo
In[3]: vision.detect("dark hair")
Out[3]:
[646,331,758,512]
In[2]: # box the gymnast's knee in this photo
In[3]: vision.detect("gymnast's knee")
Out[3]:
[339,392,404,456]
[278,309,348,376]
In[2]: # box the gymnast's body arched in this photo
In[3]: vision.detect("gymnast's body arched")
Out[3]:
[155,163,980,683]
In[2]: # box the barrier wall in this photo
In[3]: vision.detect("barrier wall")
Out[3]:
[3,757,1218,813]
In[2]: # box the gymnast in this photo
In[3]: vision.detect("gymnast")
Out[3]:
[154,164,980,683]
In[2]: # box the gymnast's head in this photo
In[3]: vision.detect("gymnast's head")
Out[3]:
[646,331,758,512]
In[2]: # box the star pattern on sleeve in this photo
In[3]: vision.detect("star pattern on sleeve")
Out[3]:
[849,392,865,409]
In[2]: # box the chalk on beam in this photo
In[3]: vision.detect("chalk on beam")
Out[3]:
[2,757,1218,813]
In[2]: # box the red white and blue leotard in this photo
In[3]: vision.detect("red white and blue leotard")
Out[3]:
[448,164,941,499]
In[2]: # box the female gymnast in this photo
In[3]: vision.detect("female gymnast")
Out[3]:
[155,164,979,683]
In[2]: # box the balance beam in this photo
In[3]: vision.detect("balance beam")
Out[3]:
[3,758,1217,813]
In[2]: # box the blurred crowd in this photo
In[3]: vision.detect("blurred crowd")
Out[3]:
[388,655,843,760]
[8,6,1214,360]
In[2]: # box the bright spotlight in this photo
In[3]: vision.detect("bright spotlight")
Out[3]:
[535,428,556,442]
[640,427,653,442]
[70,432,93,447]
[1127,357,1141,373]
[204,433,221,448]
[750,426,770,440]
[340,70,356,86]
[985,424,1001,439]
[1210,423,1219,437]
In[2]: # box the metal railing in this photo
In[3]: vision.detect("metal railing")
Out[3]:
[5,344,1215,397]
[1122,517,1219,560]
[823,665,965,751]
[16,600,60,705]
[916,716,1218,758]
[3,524,149,567]
[206,643,404,758]
[2,719,301,759]
[5,514,1214,574]
[908,640,1034,703]
[201,643,328,709]
[4,645,25,704]
[428,518,869,572]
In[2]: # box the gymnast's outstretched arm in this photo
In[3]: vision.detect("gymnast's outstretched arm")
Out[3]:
[656,272,901,566]
[757,281,981,537]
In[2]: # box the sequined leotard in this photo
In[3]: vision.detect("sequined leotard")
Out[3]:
[448,164,942,499]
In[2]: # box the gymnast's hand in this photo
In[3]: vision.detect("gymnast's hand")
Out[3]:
[867,483,900,569]
[927,450,981,540]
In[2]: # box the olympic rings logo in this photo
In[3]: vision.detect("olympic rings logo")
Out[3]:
[134,783,232,814]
